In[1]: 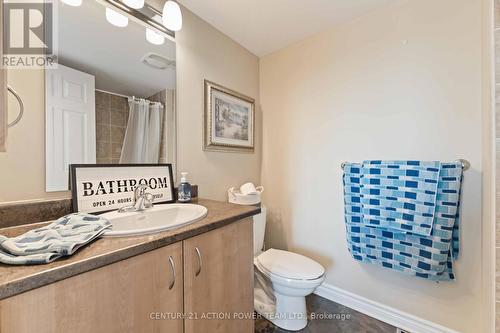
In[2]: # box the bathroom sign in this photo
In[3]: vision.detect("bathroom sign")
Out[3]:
[70,164,175,214]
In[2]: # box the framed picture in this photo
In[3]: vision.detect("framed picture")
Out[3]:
[70,164,175,214]
[204,80,255,153]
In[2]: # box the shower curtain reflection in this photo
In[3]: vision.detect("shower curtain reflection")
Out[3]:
[120,98,164,164]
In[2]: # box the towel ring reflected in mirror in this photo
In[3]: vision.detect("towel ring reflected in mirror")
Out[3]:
[7,86,24,128]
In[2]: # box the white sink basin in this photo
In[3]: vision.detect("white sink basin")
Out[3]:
[101,204,208,237]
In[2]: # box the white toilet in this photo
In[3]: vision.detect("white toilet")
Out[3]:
[253,207,325,331]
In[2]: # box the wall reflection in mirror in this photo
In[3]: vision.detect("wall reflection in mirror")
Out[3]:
[46,0,176,192]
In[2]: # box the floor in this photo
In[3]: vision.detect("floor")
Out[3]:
[254,294,397,333]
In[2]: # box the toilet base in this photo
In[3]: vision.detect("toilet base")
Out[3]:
[271,293,308,331]
[253,251,325,332]
[255,290,307,331]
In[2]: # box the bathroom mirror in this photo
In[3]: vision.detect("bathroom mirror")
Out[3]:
[45,0,176,192]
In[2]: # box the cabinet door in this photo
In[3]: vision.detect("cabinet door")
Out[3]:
[0,242,183,333]
[183,219,254,333]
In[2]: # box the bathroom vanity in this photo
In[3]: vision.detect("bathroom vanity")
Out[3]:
[0,199,259,333]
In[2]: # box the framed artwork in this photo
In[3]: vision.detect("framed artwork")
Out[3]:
[70,164,175,214]
[204,80,255,153]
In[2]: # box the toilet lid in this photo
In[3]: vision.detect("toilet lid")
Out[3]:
[256,249,325,280]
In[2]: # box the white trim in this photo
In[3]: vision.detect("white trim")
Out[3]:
[314,283,459,333]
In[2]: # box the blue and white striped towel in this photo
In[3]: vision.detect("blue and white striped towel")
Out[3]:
[344,161,463,280]
[0,213,111,265]
[359,160,441,236]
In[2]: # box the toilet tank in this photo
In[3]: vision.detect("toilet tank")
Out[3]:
[253,206,267,256]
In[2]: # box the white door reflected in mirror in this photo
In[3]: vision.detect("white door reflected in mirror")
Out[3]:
[45,65,96,192]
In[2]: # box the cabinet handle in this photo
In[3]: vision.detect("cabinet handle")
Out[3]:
[195,247,202,277]
[168,256,175,290]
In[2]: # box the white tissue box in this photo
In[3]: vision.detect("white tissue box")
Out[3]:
[227,187,263,205]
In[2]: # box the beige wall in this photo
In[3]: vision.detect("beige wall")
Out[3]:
[0,2,6,153]
[0,7,261,203]
[494,0,500,330]
[175,7,261,201]
[260,0,488,332]
[0,69,69,202]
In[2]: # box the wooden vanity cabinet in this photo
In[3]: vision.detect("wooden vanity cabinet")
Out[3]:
[183,218,254,333]
[0,218,254,333]
[0,242,184,333]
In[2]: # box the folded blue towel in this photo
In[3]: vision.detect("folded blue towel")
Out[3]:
[0,213,111,265]
[359,160,441,236]
[343,161,463,281]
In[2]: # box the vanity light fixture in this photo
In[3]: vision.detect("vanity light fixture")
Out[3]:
[162,1,182,32]
[122,0,145,9]
[106,7,129,27]
[61,0,82,6]
[99,0,176,40]
[145,14,165,45]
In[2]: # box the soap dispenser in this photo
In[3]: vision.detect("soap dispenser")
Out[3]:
[178,172,192,203]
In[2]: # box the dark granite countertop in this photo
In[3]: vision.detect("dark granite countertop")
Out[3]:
[0,198,260,300]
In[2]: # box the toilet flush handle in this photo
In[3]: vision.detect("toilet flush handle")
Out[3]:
[195,247,202,277]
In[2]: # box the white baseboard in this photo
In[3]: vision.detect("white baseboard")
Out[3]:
[314,283,459,333]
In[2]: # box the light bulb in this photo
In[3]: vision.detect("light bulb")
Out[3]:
[162,1,182,31]
[123,0,144,9]
[106,8,129,28]
[61,0,82,6]
[146,28,165,45]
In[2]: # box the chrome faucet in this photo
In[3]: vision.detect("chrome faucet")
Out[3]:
[118,185,154,213]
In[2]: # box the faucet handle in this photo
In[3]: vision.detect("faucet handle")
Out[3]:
[134,184,149,200]
[144,193,155,208]
[118,185,152,213]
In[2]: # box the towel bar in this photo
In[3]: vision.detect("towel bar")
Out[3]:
[7,86,24,128]
[340,159,470,171]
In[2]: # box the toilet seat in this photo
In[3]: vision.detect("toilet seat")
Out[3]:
[255,249,325,281]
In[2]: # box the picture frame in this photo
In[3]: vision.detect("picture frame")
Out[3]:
[204,80,255,153]
[70,164,175,214]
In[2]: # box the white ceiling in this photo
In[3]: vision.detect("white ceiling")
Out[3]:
[179,0,399,57]
[59,0,176,98]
